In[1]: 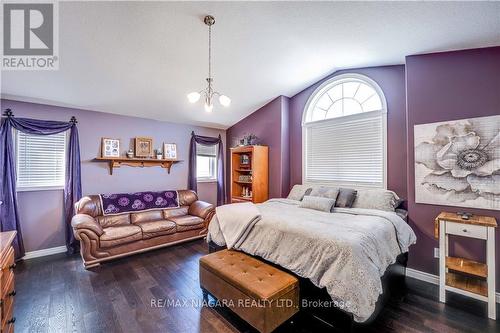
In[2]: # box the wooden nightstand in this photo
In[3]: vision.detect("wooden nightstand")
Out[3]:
[435,212,497,320]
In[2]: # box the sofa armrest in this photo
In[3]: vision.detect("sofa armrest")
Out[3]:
[71,214,104,236]
[188,200,214,219]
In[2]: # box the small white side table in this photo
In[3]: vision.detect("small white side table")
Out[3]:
[435,212,497,320]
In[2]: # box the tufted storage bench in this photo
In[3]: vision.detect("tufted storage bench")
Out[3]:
[199,249,299,333]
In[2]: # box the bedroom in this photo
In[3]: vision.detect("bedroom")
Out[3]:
[0,1,499,332]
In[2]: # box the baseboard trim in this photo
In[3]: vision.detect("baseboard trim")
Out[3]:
[406,267,500,303]
[22,245,67,260]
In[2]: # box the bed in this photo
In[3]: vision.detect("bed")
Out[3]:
[206,187,416,329]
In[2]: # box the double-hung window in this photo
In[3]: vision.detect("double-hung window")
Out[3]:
[196,143,218,182]
[302,73,387,189]
[16,131,67,191]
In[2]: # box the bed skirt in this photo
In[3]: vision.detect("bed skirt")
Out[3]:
[207,240,408,331]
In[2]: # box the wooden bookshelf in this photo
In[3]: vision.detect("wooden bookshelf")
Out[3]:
[230,145,268,203]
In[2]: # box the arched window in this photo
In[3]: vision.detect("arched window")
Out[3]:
[302,73,387,188]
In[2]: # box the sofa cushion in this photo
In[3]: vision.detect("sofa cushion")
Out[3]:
[96,214,131,228]
[188,201,214,219]
[137,220,176,239]
[100,225,142,248]
[168,215,204,232]
[163,206,189,218]
[131,210,163,224]
[178,190,198,206]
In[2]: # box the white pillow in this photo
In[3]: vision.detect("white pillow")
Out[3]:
[309,186,339,200]
[352,189,401,212]
[299,195,336,212]
[287,184,312,201]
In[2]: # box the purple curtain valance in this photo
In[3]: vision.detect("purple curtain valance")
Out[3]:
[0,110,82,257]
[188,132,225,206]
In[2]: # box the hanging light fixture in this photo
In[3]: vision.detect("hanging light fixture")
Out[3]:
[187,15,231,112]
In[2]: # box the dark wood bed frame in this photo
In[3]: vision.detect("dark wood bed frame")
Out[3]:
[207,240,408,332]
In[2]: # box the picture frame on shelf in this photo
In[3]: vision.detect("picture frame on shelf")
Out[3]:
[135,137,154,157]
[101,138,120,158]
[163,143,177,159]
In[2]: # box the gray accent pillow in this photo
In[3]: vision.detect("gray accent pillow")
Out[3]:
[335,188,357,208]
[287,184,312,201]
[352,189,401,212]
[309,186,339,200]
[299,195,336,212]
[396,208,408,221]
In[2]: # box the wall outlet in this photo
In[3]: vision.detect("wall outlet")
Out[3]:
[434,248,440,258]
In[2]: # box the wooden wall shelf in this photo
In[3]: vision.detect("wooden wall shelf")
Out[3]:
[93,157,182,175]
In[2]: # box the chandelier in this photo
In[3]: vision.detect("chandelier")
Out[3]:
[187,15,231,112]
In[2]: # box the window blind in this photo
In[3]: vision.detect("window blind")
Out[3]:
[304,111,384,188]
[196,143,217,157]
[16,131,66,189]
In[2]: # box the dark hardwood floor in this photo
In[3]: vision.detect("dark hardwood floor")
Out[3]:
[14,239,499,333]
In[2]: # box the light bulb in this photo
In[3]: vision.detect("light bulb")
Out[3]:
[219,95,231,107]
[187,92,201,103]
[204,102,213,112]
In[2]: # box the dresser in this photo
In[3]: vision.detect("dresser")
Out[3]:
[435,212,497,320]
[0,231,16,332]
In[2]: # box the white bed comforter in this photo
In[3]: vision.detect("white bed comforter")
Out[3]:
[207,198,416,322]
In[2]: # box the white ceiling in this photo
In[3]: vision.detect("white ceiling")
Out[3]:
[2,1,500,129]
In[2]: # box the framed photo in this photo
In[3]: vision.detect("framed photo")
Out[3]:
[101,138,120,158]
[163,143,177,159]
[135,137,153,157]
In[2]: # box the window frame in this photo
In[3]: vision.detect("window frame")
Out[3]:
[14,129,68,192]
[301,73,388,189]
[196,143,218,183]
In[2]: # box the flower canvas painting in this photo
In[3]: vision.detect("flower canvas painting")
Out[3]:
[414,115,500,210]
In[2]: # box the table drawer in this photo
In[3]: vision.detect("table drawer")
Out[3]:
[446,222,487,239]
[1,246,14,270]
[1,277,15,329]
[5,322,14,333]
[1,246,14,295]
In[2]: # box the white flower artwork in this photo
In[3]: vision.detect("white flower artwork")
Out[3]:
[414,115,500,210]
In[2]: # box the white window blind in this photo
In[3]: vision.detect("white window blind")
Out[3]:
[304,111,385,188]
[196,143,218,181]
[16,131,66,189]
[196,143,217,157]
[303,74,387,188]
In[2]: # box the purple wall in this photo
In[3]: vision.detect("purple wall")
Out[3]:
[406,47,500,288]
[289,66,408,196]
[280,96,290,196]
[226,96,290,199]
[0,99,225,252]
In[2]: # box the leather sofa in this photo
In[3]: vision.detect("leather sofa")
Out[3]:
[71,190,214,268]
